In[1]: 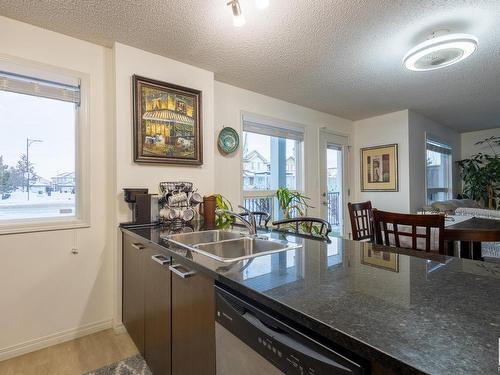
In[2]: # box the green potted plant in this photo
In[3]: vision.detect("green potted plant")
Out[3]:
[457,136,500,209]
[275,187,324,235]
[213,193,234,228]
[276,186,312,218]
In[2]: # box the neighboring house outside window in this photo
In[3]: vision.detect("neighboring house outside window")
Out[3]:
[242,117,304,220]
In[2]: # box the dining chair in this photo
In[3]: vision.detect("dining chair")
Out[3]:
[372,209,445,253]
[238,211,271,228]
[272,217,332,238]
[347,201,374,241]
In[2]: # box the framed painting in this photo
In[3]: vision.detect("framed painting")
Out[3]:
[133,75,203,165]
[361,247,399,272]
[360,144,398,191]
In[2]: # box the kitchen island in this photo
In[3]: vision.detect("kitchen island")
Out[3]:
[120,223,500,375]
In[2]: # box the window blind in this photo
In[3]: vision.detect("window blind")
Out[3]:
[0,71,80,105]
[243,120,304,141]
[426,139,452,155]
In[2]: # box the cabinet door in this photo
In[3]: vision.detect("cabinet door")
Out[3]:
[122,233,145,355]
[171,262,216,375]
[144,248,172,375]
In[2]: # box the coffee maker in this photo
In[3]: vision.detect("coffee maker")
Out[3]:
[123,188,159,225]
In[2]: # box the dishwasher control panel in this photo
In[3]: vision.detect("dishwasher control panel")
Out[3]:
[215,286,365,375]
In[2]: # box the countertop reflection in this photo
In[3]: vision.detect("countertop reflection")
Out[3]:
[121,223,500,375]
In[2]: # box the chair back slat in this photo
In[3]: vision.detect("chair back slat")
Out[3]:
[272,217,332,238]
[239,211,271,227]
[412,225,417,249]
[348,201,374,241]
[372,209,445,253]
[393,223,400,248]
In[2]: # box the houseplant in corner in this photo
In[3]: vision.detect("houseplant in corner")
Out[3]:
[276,186,312,218]
[457,136,500,209]
[275,187,322,235]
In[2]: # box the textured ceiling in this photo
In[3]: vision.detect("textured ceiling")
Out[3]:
[1,0,499,131]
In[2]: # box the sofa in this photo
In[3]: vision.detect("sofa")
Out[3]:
[423,199,481,214]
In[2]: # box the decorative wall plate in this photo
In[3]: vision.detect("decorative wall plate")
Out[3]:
[218,127,240,154]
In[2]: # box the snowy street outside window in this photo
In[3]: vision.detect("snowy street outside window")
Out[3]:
[0,90,76,221]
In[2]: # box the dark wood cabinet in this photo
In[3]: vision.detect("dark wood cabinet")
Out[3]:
[122,233,215,375]
[171,260,216,375]
[144,248,172,375]
[122,234,146,356]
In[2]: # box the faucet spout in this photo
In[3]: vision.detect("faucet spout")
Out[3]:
[216,206,257,236]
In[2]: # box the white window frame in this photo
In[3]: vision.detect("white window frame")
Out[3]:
[425,135,453,205]
[0,55,90,235]
[240,112,305,219]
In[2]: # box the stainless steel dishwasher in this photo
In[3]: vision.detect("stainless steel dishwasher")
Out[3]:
[215,285,366,375]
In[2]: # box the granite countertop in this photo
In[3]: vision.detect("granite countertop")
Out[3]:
[120,223,500,375]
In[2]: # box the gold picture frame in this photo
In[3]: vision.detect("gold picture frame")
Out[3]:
[133,75,203,165]
[360,144,398,191]
[361,247,399,272]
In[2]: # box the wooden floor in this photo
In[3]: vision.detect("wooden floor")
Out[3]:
[0,329,138,375]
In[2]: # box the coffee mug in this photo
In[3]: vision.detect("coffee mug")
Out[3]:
[182,208,195,222]
[168,209,182,220]
[159,208,170,219]
[190,192,203,206]
[168,192,188,206]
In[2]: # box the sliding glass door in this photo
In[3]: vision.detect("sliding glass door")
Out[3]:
[319,131,349,237]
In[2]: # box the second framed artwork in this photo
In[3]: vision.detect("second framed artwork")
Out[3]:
[360,143,398,192]
[133,75,203,165]
[361,248,399,272]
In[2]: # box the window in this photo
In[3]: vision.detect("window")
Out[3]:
[242,118,304,219]
[426,138,452,204]
[0,61,87,231]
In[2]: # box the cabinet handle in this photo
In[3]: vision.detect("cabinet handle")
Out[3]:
[131,243,145,250]
[169,264,196,279]
[151,254,170,266]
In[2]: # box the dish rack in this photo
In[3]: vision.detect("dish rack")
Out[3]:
[158,181,202,227]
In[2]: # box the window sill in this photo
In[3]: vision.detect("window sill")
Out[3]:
[0,218,90,235]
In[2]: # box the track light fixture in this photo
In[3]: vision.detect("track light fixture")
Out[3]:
[227,0,246,27]
[227,0,270,27]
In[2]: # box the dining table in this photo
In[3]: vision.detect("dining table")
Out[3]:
[444,215,500,260]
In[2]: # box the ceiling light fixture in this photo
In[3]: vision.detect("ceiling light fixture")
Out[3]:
[227,0,246,27]
[403,32,478,71]
[255,0,270,10]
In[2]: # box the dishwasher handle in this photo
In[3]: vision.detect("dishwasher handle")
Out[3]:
[241,310,354,374]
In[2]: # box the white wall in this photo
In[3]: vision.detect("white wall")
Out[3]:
[461,128,500,159]
[353,110,462,213]
[113,43,215,222]
[0,17,113,360]
[353,110,410,213]
[214,81,354,216]
[408,110,461,212]
[112,43,215,324]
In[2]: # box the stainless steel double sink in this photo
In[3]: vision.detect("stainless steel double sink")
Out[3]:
[165,230,301,263]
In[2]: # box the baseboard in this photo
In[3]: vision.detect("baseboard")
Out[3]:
[112,322,126,334]
[0,318,113,362]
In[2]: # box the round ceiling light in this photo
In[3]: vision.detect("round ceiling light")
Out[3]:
[403,33,478,71]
